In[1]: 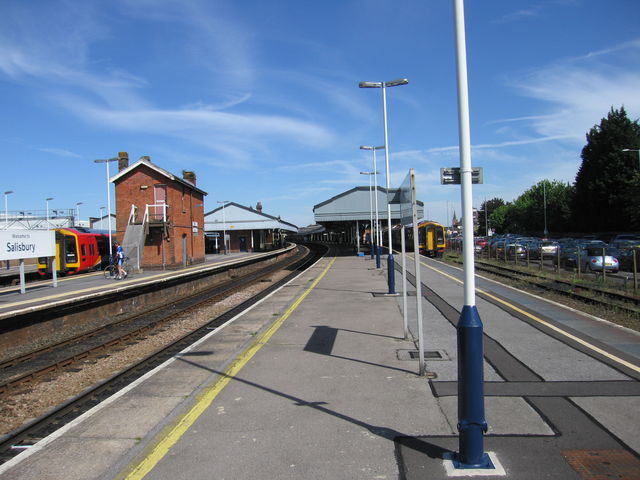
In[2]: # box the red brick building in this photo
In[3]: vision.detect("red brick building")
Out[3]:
[111,153,207,270]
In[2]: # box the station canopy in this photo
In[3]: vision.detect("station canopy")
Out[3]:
[204,202,298,233]
[313,186,424,229]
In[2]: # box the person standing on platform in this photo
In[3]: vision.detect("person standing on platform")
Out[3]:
[115,241,127,280]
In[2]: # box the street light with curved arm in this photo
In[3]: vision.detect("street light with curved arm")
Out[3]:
[94,157,119,257]
[4,191,13,230]
[359,79,408,293]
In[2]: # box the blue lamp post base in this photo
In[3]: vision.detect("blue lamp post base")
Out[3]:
[387,253,396,294]
[455,305,491,469]
[452,451,493,470]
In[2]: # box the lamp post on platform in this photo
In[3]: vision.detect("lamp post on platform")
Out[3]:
[451,0,492,470]
[94,157,119,257]
[360,145,384,268]
[217,200,229,254]
[360,171,379,260]
[359,79,408,294]
[45,197,53,229]
[76,202,83,227]
[4,191,13,230]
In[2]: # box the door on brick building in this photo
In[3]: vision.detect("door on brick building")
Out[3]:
[182,234,187,267]
[239,236,247,252]
[154,184,167,221]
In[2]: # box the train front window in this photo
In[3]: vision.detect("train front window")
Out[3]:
[436,228,444,245]
[65,235,78,263]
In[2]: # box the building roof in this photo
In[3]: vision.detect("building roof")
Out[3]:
[313,186,424,222]
[204,202,298,233]
[110,158,208,196]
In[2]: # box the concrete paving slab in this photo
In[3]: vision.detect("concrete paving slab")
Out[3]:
[5,437,137,480]
[437,396,556,435]
[571,396,640,453]
[75,395,181,439]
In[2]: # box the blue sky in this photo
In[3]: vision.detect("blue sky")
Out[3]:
[1,0,639,229]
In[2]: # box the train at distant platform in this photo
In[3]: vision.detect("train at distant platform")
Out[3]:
[38,228,111,276]
[388,220,447,257]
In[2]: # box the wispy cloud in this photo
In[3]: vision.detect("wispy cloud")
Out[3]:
[427,135,575,153]
[494,0,580,24]
[36,147,82,158]
[504,38,640,142]
[494,7,542,24]
[0,0,338,168]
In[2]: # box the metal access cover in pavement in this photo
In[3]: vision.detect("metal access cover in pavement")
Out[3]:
[561,449,640,479]
[396,349,449,361]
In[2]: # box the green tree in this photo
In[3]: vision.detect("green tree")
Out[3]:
[489,203,513,234]
[510,180,574,235]
[478,197,505,235]
[573,107,640,232]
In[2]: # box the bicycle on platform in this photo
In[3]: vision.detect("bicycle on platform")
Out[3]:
[103,255,131,280]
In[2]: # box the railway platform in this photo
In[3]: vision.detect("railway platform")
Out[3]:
[0,252,259,318]
[1,247,639,479]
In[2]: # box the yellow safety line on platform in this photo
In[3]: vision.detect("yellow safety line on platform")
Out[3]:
[410,254,640,374]
[120,256,337,480]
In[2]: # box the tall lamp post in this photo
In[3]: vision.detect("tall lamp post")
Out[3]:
[76,202,83,227]
[4,191,13,230]
[622,148,640,169]
[543,181,548,238]
[360,146,385,267]
[360,171,379,260]
[452,0,492,470]
[359,79,408,294]
[94,157,119,258]
[4,191,12,270]
[45,197,54,229]
[217,200,229,254]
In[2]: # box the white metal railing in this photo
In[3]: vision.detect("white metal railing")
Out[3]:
[143,203,168,224]
[128,204,138,225]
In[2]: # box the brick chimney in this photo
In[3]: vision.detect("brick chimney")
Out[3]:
[118,151,129,171]
[256,202,262,213]
[182,170,196,185]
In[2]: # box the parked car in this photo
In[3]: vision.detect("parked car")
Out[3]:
[617,247,640,272]
[506,242,527,260]
[528,240,559,260]
[474,237,488,253]
[612,234,640,244]
[611,239,640,250]
[582,247,620,273]
[554,245,583,269]
[579,239,608,249]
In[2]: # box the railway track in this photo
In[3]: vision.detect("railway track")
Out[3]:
[464,258,640,318]
[0,243,326,463]
[0,247,305,393]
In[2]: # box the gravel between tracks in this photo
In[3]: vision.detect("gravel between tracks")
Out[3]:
[0,271,289,436]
